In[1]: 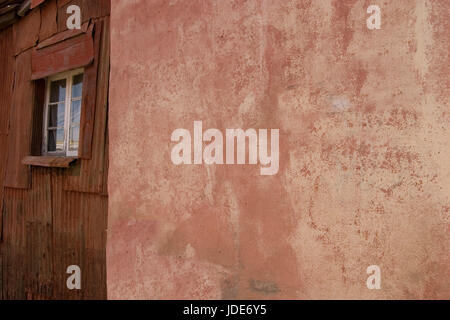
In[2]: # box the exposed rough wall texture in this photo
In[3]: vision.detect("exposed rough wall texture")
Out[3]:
[108,0,450,299]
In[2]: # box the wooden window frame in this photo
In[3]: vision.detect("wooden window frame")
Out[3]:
[24,20,103,172]
[42,68,84,157]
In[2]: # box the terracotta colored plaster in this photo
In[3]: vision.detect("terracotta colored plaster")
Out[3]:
[108,0,450,299]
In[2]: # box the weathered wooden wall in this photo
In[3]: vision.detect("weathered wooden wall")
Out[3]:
[0,0,110,299]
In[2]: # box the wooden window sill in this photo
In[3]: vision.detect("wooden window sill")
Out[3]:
[22,156,78,168]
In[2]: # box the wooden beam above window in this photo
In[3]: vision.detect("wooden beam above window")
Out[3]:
[31,24,94,80]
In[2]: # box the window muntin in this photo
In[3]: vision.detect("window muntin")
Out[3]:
[43,69,84,157]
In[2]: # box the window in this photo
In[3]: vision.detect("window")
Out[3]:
[43,69,84,157]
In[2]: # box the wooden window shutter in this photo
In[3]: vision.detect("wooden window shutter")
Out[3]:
[78,20,103,159]
[31,23,94,80]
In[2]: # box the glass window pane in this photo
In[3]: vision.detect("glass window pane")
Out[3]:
[50,79,66,103]
[70,100,81,125]
[69,126,79,151]
[72,74,83,98]
[48,128,64,152]
[48,103,65,128]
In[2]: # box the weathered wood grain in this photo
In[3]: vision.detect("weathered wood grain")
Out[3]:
[31,29,94,80]
[0,26,14,135]
[57,0,110,33]
[1,0,109,300]
[4,49,33,189]
[22,156,78,168]
[65,17,109,193]
[37,21,89,50]
[38,0,57,41]
[13,8,40,56]
[77,21,100,160]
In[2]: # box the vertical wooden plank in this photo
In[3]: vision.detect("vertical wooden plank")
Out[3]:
[78,20,101,160]
[3,168,54,299]
[50,184,107,299]
[25,221,35,299]
[82,194,107,299]
[4,49,34,189]
[38,0,58,41]
[50,167,67,299]
[13,8,40,56]
[25,167,53,299]
[2,188,27,299]
[0,27,15,243]
[52,186,84,299]
[65,17,109,193]
[0,27,14,135]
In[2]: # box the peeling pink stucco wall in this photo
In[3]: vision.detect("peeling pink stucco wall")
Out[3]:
[107,0,450,299]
